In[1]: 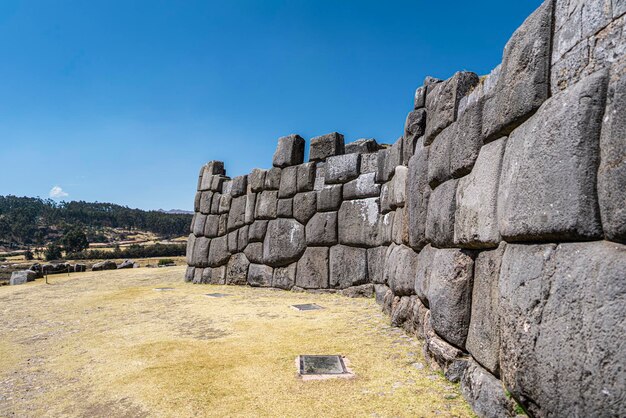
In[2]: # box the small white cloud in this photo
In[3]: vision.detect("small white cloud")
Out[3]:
[49,186,69,199]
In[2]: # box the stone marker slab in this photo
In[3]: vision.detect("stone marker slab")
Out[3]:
[205,293,230,298]
[291,303,324,311]
[299,355,346,374]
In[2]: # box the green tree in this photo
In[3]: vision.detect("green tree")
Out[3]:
[44,243,63,261]
[61,227,89,253]
[24,248,34,261]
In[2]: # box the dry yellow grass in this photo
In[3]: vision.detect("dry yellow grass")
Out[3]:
[0,266,474,417]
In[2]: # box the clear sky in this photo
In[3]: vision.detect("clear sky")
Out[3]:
[0,0,542,211]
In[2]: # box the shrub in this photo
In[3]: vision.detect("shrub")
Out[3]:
[158,258,175,266]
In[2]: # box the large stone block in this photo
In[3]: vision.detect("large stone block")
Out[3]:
[295,247,329,289]
[225,253,249,285]
[427,123,454,189]
[10,270,36,285]
[248,220,268,243]
[244,193,256,224]
[383,244,418,296]
[345,138,379,154]
[338,198,380,247]
[226,196,246,231]
[264,167,282,190]
[359,152,378,174]
[305,212,338,246]
[203,266,226,285]
[407,140,431,250]
[278,165,298,198]
[198,161,225,190]
[461,360,517,418]
[342,172,380,200]
[309,132,345,162]
[243,242,264,264]
[296,162,316,192]
[210,193,221,214]
[423,311,469,383]
[377,211,394,246]
[414,85,427,109]
[248,168,266,193]
[199,191,213,214]
[450,99,484,177]
[376,138,403,183]
[425,71,479,144]
[276,198,293,218]
[272,134,305,168]
[273,263,296,290]
[454,137,506,249]
[190,236,211,267]
[403,108,426,165]
[293,191,317,224]
[367,246,387,284]
[325,153,360,184]
[230,175,247,197]
[389,166,407,208]
[329,245,367,289]
[207,236,229,267]
[217,214,228,236]
[227,230,238,254]
[379,183,392,214]
[186,233,196,265]
[482,0,553,141]
[317,184,342,212]
[237,225,248,252]
[247,263,273,287]
[499,241,626,417]
[465,244,505,376]
[218,194,231,214]
[598,58,626,243]
[425,179,458,248]
[192,213,207,237]
[184,266,195,282]
[262,218,306,267]
[255,191,278,220]
[498,70,608,242]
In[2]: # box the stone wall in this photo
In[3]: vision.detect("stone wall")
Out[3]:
[185,1,625,416]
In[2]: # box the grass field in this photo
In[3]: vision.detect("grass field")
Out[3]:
[0,266,473,417]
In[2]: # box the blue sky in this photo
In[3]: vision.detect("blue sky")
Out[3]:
[0,0,542,210]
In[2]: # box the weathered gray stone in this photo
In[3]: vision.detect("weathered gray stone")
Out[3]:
[317,184,342,212]
[450,99,484,176]
[210,192,221,214]
[376,138,403,183]
[425,71,479,144]
[403,108,426,164]
[192,213,207,237]
[249,168,266,193]
[427,248,474,349]
[345,138,379,154]
[414,85,427,109]
[340,283,374,298]
[338,198,380,247]
[384,244,418,296]
[296,162,316,192]
[218,194,232,214]
[423,310,469,383]
[255,191,278,220]
[277,198,293,218]
[222,180,233,196]
[359,152,378,174]
[226,196,246,231]
[305,212,337,246]
[204,265,226,285]
[230,175,247,197]
[295,247,329,289]
[598,57,626,243]
[217,214,228,236]
[192,267,204,284]
[390,295,413,328]
[207,236,229,267]
[273,263,296,290]
[466,244,505,376]
[482,0,553,141]
[377,211,394,246]
[407,140,431,251]
[237,225,248,252]
[248,220,268,243]
[194,191,201,212]
[198,161,225,190]
[410,297,429,340]
[329,245,367,289]
[389,166,407,209]
[264,167,282,190]
[325,153,360,184]
[498,70,608,242]
[184,266,195,282]
[227,230,238,254]
[211,175,226,193]
[342,172,379,200]
[425,179,458,248]
[189,236,209,267]
[499,241,626,417]
[454,138,506,249]
[278,165,298,198]
[367,246,386,284]
[427,123,454,188]
[273,134,305,168]
[379,183,392,214]
[461,360,517,418]
[382,289,395,315]
[244,193,256,224]
[247,263,273,287]
[186,234,196,265]
[262,218,306,267]
[374,284,389,305]
[309,132,345,162]
[225,253,249,285]
[293,192,317,224]
[243,242,264,264]
[10,270,36,285]
[199,191,213,214]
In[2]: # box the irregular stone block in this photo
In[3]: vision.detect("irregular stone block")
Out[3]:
[255,191,278,220]
[428,248,474,349]
[461,360,517,418]
[325,153,360,184]
[237,225,248,252]
[221,180,233,195]
[199,191,213,214]
[227,230,238,254]
[345,138,379,154]
[403,108,426,164]
[414,85,427,109]
[339,283,374,298]
[296,162,316,192]
[243,242,264,264]
[295,247,329,289]
[264,167,282,190]
[305,212,338,246]
[359,152,378,173]
[598,58,626,243]
[427,123,454,189]
[407,140,431,251]
[10,270,36,285]
[204,266,226,285]
[184,266,195,282]
[482,0,552,141]
[425,179,458,248]
[391,206,406,245]
[207,236,229,267]
[317,184,342,212]
[210,192,221,214]
[449,99,484,177]
[262,218,306,267]
[425,71,479,144]
[190,236,210,267]
[230,175,247,197]
[278,165,298,198]
[225,253,249,285]
[309,132,345,162]
[466,244,505,376]
[390,295,413,328]
[193,268,203,284]
[211,175,226,193]
[186,234,196,265]
[203,214,219,238]
[379,183,392,214]
[194,191,201,212]
[374,284,390,305]
[423,310,469,383]
[293,192,317,225]
[383,244,418,296]
[217,214,228,236]
[273,263,296,290]
[343,172,380,200]
[454,138,506,249]
[247,263,273,287]
[367,246,387,284]
[498,70,607,242]
[272,134,305,168]
[499,241,626,417]
[277,198,293,218]
[416,244,436,304]
[192,213,207,237]
[376,137,403,183]
[244,193,256,224]
[338,198,380,247]
[218,194,231,214]
[377,211,394,246]
[329,245,367,289]
[248,220,268,243]
[389,166,407,208]
[226,195,246,231]
[198,161,225,190]
[248,168,266,193]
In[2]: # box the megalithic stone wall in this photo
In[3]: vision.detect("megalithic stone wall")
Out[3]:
[185,1,626,416]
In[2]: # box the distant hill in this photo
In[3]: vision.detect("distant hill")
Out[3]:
[158,209,194,215]
[0,195,193,248]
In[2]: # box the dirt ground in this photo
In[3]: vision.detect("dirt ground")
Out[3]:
[0,266,473,417]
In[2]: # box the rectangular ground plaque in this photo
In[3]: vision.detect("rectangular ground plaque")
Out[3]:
[205,293,230,298]
[300,355,347,375]
[154,287,175,291]
[291,303,323,311]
